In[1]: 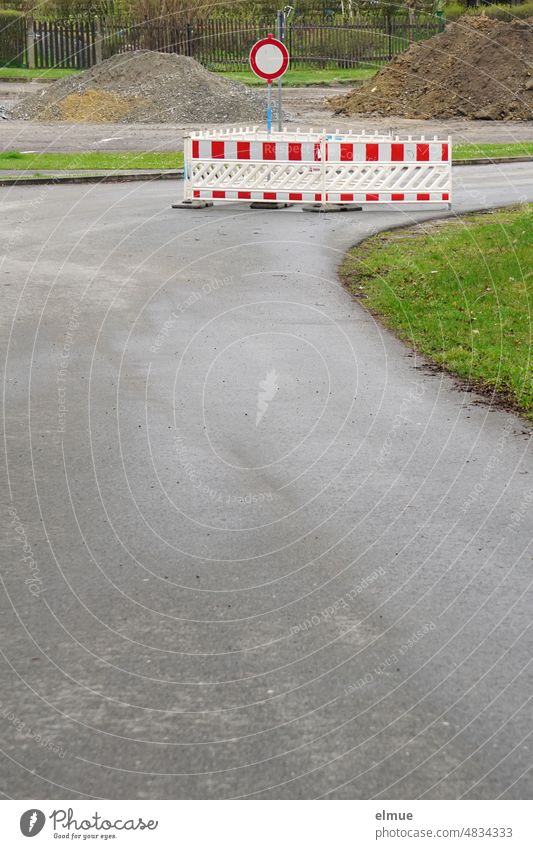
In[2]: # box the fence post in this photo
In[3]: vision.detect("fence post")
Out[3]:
[94,17,103,64]
[26,15,35,69]
[276,9,284,132]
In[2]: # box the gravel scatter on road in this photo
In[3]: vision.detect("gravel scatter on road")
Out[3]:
[10,50,269,124]
[329,16,533,121]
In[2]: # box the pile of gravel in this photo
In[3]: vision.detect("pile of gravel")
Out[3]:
[11,50,270,124]
[330,16,533,121]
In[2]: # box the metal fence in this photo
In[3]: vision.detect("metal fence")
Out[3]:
[19,14,440,72]
[32,19,97,70]
[102,16,440,69]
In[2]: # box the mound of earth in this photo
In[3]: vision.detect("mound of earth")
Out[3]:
[11,50,267,123]
[330,16,533,121]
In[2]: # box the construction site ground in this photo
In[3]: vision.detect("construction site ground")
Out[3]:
[1,84,532,153]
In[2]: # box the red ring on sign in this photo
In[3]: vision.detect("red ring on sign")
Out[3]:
[249,34,289,83]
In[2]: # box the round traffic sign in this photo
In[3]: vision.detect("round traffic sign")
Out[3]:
[249,34,289,83]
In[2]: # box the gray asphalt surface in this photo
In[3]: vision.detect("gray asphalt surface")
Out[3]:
[1,162,532,800]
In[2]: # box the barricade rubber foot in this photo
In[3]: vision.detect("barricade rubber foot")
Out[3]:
[249,202,292,210]
[171,199,213,209]
[302,203,362,213]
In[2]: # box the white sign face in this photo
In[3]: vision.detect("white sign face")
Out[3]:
[254,43,286,77]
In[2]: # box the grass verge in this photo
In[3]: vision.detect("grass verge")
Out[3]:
[0,67,80,80]
[0,145,530,173]
[0,151,183,171]
[0,66,376,86]
[340,205,533,419]
[220,66,376,86]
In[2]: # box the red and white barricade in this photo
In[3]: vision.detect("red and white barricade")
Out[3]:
[183,128,452,207]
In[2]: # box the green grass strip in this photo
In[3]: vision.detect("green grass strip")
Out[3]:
[0,67,80,80]
[453,142,533,160]
[0,151,183,171]
[340,205,533,419]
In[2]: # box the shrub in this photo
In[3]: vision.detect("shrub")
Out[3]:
[446,1,533,19]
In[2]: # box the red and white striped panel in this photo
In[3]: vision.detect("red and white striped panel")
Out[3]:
[193,189,450,203]
[326,141,449,163]
[191,140,322,162]
[327,191,450,203]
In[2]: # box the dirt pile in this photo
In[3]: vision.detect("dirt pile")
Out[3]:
[11,50,267,123]
[330,16,533,121]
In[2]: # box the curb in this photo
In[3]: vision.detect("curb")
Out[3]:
[0,169,183,187]
[0,157,530,188]
[341,203,533,423]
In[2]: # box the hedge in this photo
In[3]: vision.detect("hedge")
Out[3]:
[446,1,533,19]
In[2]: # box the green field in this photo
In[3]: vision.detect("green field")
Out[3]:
[453,143,533,161]
[0,145,530,174]
[0,151,184,171]
[340,205,533,419]
[220,66,376,86]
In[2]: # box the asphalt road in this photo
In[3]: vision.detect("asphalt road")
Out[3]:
[1,163,532,800]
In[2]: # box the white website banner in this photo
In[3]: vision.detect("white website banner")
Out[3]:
[1,800,531,848]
